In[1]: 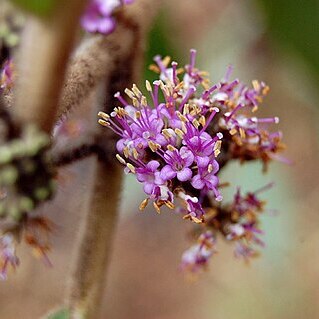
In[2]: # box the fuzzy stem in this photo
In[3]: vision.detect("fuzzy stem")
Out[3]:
[13,0,88,133]
[58,0,159,119]
[69,158,123,319]
[67,2,161,318]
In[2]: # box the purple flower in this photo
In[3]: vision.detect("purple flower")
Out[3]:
[0,234,19,280]
[98,49,285,273]
[161,147,194,182]
[136,160,163,196]
[181,231,216,273]
[81,0,133,35]
[234,242,259,262]
[0,59,14,92]
[191,160,222,201]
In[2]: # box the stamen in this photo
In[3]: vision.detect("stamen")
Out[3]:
[153,202,161,214]
[252,80,260,91]
[126,163,136,173]
[116,154,126,165]
[132,84,142,98]
[98,119,109,127]
[198,115,206,127]
[139,198,149,211]
[176,111,188,122]
[192,119,200,129]
[167,144,177,152]
[124,88,135,99]
[165,201,175,209]
[98,111,110,120]
[162,129,172,139]
[175,128,184,139]
[145,80,152,92]
[148,141,159,152]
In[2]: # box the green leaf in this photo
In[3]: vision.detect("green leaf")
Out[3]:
[10,0,57,16]
[256,0,319,86]
[46,309,69,319]
[143,10,181,84]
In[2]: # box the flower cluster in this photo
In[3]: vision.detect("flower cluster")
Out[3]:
[181,230,216,273]
[98,49,285,273]
[0,216,53,279]
[0,234,19,280]
[182,183,274,272]
[0,59,14,93]
[81,0,134,35]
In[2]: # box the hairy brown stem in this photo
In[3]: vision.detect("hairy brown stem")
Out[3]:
[13,0,88,133]
[58,0,158,119]
[67,1,161,318]
[50,129,117,167]
[69,157,123,319]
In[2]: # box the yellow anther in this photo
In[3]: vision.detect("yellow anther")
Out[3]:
[132,148,139,160]
[198,115,206,127]
[176,82,184,91]
[141,96,148,107]
[98,111,110,120]
[192,119,200,129]
[145,80,152,92]
[252,80,260,91]
[124,88,135,99]
[162,129,172,139]
[199,71,209,76]
[132,97,139,107]
[116,154,126,165]
[153,202,161,214]
[229,128,237,135]
[123,147,129,158]
[149,64,160,73]
[126,163,136,173]
[176,111,188,122]
[174,128,184,139]
[167,144,176,152]
[191,216,203,224]
[98,119,109,127]
[208,164,213,173]
[181,122,187,133]
[183,104,190,115]
[117,107,127,117]
[165,201,175,210]
[148,141,159,152]
[162,56,171,67]
[132,84,142,97]
[139,198,149,211]
[262,86,270,95]
[239,127,246,139]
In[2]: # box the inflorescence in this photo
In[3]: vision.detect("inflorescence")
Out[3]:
[98,49,285,273]
[0,101,55,279]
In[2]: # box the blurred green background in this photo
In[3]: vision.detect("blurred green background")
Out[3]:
[1,0,319,318]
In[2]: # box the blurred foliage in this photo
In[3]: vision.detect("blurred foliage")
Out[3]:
[257,0,319,86]
[143,10,180,83]
[46,309,69,319]
[10,0,56,16]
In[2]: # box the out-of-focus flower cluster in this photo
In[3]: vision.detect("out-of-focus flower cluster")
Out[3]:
[0,59,14,94]
[81,0,134,35]
[0,216,53,279]
[0,102,55,279]
[181,183,273,273]
[98,49,285,273]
